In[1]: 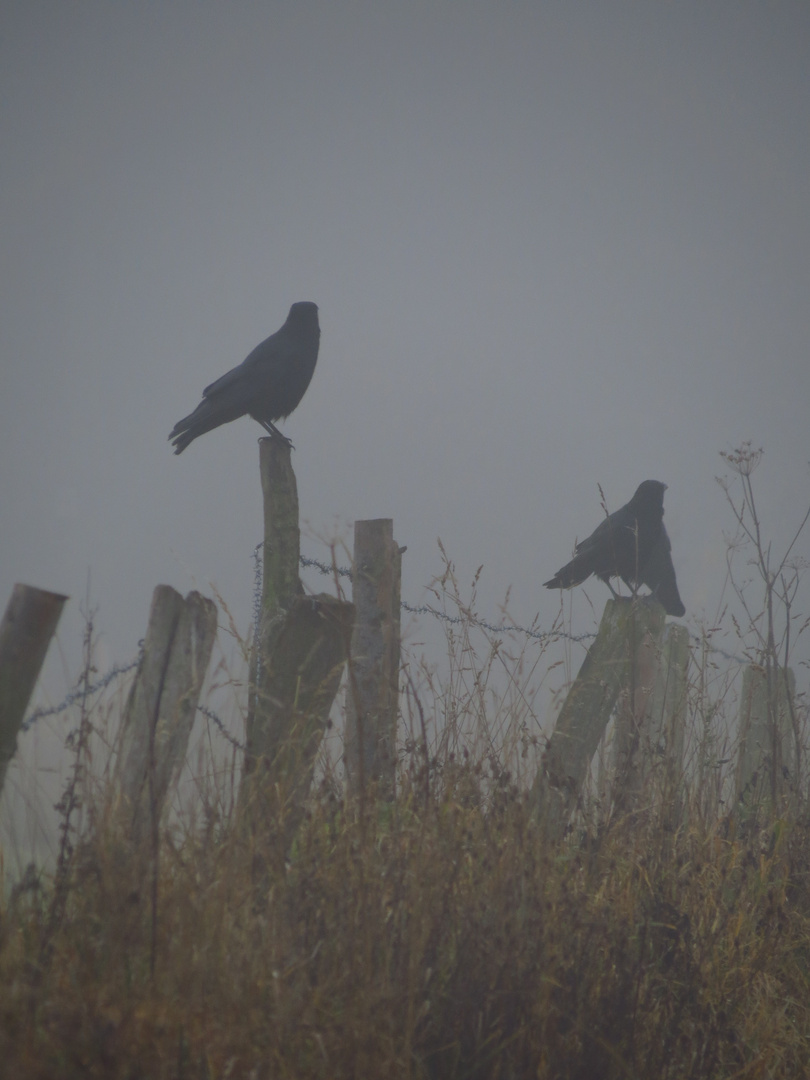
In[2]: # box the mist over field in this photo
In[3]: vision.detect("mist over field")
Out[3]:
[1,3,808,863]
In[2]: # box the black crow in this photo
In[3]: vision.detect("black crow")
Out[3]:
[169,301,320,454]
[543,480,685,616]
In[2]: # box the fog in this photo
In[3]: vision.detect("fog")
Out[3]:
[2,3,808,861]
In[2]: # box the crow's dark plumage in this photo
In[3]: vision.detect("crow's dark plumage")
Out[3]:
[543,480,685,616]
[169,301,320,454]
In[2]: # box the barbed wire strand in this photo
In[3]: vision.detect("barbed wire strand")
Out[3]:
[21,551,749,740]
[197,704,247,754]
[300,555,595,645]
[21,657,142,733]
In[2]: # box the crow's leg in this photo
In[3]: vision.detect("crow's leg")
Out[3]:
[606,580,623,601]
[599,575,624,602]
[258,419,294,449]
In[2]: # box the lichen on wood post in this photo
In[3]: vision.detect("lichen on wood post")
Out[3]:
[0,584,68,796]
[114,585,217,841]
[344,518,402,801]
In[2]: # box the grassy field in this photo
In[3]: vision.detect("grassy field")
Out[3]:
[2,451,809,1078]
[2,604,809,1080]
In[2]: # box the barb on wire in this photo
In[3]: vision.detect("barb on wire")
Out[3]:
[251,542,263,631]
[299,554,353,580]
[197,704,247,754]
[21,655,142,733]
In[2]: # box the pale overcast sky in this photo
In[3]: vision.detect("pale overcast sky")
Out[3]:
[2,3,809,747]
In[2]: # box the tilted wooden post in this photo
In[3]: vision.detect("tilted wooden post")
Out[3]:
[344,518,402,801]
[242,438,354,850]
[735,663,796,817]
[0,584,68,796]
[114,585,217,841]
[531,599,666,837]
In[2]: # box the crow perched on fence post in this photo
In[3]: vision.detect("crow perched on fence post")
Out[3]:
[543,480,686,616]
[169,301,320,454]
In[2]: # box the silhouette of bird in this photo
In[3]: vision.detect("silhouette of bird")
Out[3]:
[543,480,685,616]
[169,301,320,454]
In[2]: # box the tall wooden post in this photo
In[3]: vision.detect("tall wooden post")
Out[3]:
[0,584,68,796]
[242,438,354,854]
[345,518,402,801]
[114,585,217,841]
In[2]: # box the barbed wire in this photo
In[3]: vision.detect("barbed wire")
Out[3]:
[299,553,596,645]
[297,553,751,659]
[299,554,353,580]
[21,655,142,733]
[20,551,750,740]
[197,704,247,754]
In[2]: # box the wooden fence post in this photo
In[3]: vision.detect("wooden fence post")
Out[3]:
[114,585,217,841]
[242,438,354,852]
[735,663,796,817]
[643,623,690,817]
[344,518,402,801]
[531,599,667,837]
[610,619,689,817]
[0,584,68,797]
[610,609,666,814]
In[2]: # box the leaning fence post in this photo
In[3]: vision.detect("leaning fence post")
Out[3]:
[344,518,402,801]
[114,585,217,841]
[531,598,666,837]
[0,584,68,797]
[242,438,354,854]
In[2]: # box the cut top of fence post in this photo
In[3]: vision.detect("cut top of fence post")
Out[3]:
[259,437,300,613]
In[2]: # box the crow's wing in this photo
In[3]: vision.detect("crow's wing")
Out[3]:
[201,330,283,399]
[640,525,685,617]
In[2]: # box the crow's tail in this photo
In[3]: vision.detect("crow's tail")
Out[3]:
[543,557,590,590]
[168,399,231,454]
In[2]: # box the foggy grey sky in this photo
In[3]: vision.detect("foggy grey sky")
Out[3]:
[2,2,809,701]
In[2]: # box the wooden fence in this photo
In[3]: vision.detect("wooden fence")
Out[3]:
[0,443,800,847]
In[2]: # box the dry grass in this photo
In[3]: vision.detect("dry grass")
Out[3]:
[2,540,809,1078]
[2,775,810,1079]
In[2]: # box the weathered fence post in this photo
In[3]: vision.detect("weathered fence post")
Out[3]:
[344,518,402,801]
[643,623,690,810]
[241,438,354,852]
[735,663,796,817]
[0,584,68,796]
[531,599,667,837]
[610,607,666,814]
[114,585,217,841]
